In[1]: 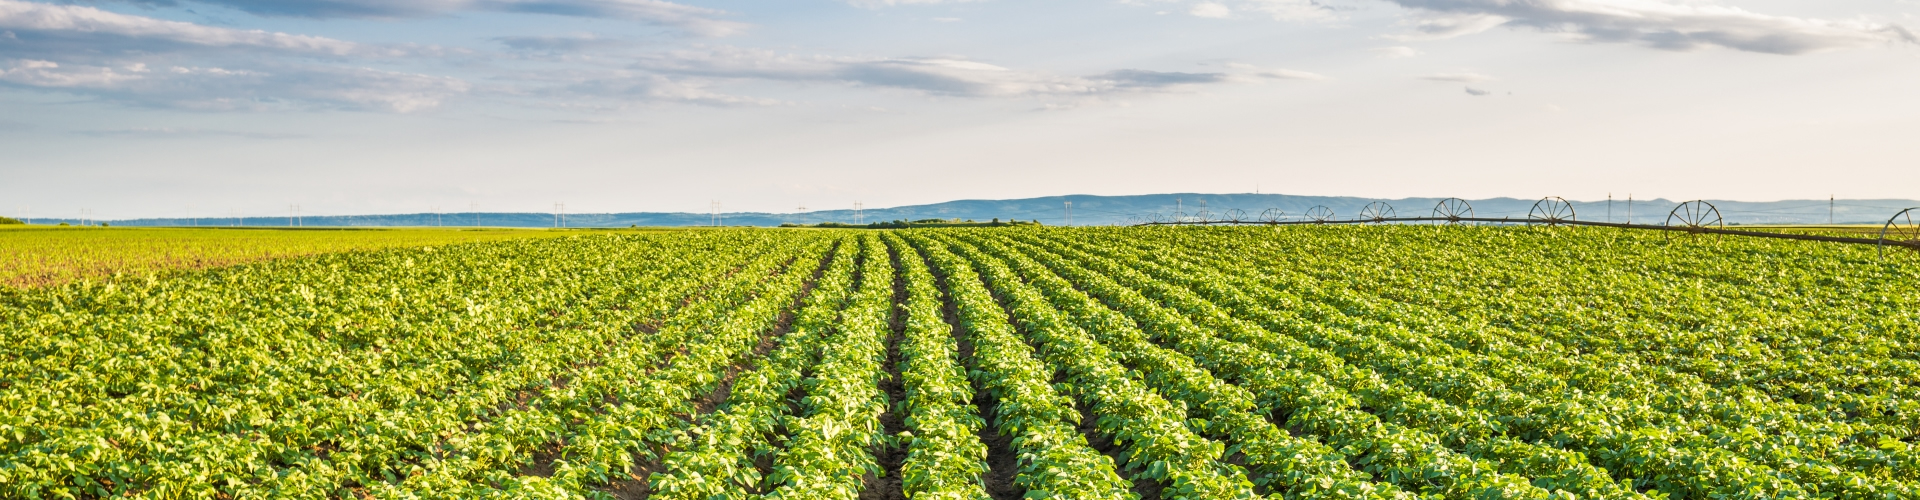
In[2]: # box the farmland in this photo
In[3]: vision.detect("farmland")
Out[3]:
[0,227,609,288]
[1,226,1915,499]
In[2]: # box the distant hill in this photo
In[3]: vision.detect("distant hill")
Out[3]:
[69,194,1920,228]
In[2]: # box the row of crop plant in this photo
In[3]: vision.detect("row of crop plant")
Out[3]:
[6,227,1913,499]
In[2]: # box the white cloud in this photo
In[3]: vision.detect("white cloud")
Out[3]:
[72,127,303,139]
[0,0,365,55]
[558,73,783,107]
[479,0,747,37]
[1463,86,1490,96]
[0,59,142,87]
[844,0,987,7]
[0,1,478,111]
[1180,0,1334,22]
[620,47,1282,102]
[0,58,467,112]
[1262,69,1328,80]
[1369,46,1422,58]
[1223,62,1327,80]
[1240,0,1337,22]
[493,34,634,52]
[1190,2,1233,18]
[95,0,746,37]
[1383,0,1918,54]
[1419,71,1494,82]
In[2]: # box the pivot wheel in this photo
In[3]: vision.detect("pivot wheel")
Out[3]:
[1527,197,1577,227]
[1360,202,1396,223]
[1664,200,1724,239]
[1304,206,1335,223]
[1432,198,1474,225]
[1223,208,1247,224]
[1259,208,1286,224]
[1882,208,1920,259]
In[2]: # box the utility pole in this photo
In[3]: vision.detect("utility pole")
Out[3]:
[433,206,441,227]
[1627,194,1632,224]
[796,204,807,225]
[854,201,864,224]
[289,205,295,227]
[1830,195,1835,225]
[470,202,478,227]
[1065,201,1072,226]
[1608,193,1613,223]
[1176,198,1183,222]
[553,203,566,228]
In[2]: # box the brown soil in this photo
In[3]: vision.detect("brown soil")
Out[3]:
[860,242,911,500]
[918,241,1024,500]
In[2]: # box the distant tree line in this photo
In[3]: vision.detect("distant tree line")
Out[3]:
[0,217,21,225]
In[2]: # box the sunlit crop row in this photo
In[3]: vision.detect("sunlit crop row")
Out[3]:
[2,226,1912,499]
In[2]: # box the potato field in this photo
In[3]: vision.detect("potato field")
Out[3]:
[1,227,1915,499]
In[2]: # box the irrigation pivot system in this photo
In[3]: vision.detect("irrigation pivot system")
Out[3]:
[1304,206,1335,223]
[1665,200,1725,240]
[1432,198,1474,224]
[1883,208,1919,257]
[1133,197,1920,257]
[1360,202,1396,222]
[1527,197,1576,226]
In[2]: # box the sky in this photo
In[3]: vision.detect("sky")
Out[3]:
[1,0,1917,220]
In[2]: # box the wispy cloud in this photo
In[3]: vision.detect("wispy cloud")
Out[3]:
[99,0,747,37]
[1239,0,1338,22]
[1097,69,1233,87]
[0,2,468,111]
[1384,0,1918,54]
[1190,2,1232,19]
[1463,86,1490,96]
[493,34,635,53]
[621,48,1295,101]
[0,59,469,111]
[0,1,367,56]
[1164,0,1338,22]
[1369,46,1422,58]
[72,127,304,139]
[1419,71,1494,82]
[1224,62,1328,80]
[0,1,1327,112]
[843,0,988,7]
